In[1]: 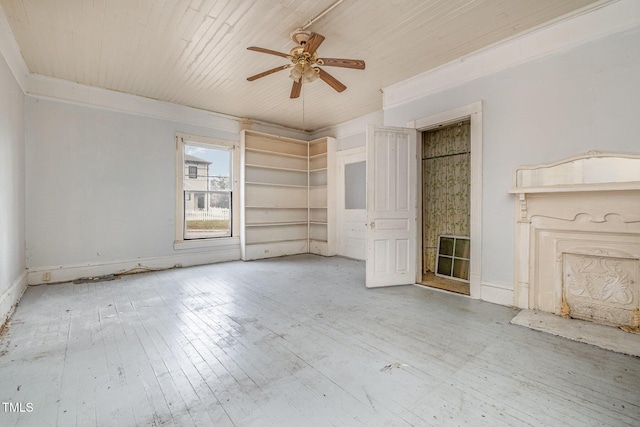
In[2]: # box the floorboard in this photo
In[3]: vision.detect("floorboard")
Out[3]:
[1,254,639,426]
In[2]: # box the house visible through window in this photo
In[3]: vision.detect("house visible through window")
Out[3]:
[181,140,232,239]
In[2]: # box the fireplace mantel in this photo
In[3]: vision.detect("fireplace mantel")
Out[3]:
[508,151,640,329]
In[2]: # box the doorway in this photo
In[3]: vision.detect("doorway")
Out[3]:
[336,147,366,260]
[420,120,471,295]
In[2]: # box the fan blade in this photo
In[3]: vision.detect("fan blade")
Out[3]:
[318,58,365,70]
[318,68,346,93]
[290,79,302,98]
[247,46,290,59]
[247,65,290,81]
[303,32,325,56]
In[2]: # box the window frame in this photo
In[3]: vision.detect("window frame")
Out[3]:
[435,234,470,283]
[174,133,240,249]
[188,165,198,179]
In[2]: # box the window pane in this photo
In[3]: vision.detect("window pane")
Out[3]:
[454,238,470,258]
[184,191,231,239]
[183,143,231,239]
[439,237,454,256]
[345,161,366,209]
[437,256,452,275]
[453,259,469,280]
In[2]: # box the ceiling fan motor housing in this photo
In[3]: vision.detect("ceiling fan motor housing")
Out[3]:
[290,29,311,45]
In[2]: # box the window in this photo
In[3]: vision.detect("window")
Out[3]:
[175,133,239,246]
[344,161,366,209]
[435,235,470,282]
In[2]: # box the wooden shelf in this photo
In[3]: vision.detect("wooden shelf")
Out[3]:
[246,163,307,173]
[246,222,308,227]
[310,221,328,225]
[245,181,307,188]
[309,152,327,159]
[245,238,308,245]
[310,167,327,173]
[246,206,308,209]
[245,147,307,159]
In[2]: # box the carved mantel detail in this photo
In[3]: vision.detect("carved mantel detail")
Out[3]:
[563,253,638,326]
[508,151,640,330]
[518,194,527,221]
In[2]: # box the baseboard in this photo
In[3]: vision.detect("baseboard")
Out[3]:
[1,271,28,326]
[242,241,309,261]
[480,281,514,307]
[27,246,240,285]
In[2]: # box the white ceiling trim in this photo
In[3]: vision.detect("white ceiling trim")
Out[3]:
[383,0,637,109]
[0,3,28,92]
[310,110,383,140]
[239,118,312,141]
[25,73,347,140]
[27,74,241,134]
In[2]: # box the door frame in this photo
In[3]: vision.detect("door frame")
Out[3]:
[336,146,366,260]
[406,101,483,298]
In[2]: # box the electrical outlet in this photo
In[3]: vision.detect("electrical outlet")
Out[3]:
[42,272,51,282]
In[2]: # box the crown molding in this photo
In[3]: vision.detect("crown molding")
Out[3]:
[0,4,28,92]
[310,110,383,139]
[27,74,312,137]
[383,0,638,109]
[27,74,244,134]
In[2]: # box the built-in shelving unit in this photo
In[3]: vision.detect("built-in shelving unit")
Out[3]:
[308,137,336,256]
[240,130,335,260]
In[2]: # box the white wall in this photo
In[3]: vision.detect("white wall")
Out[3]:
[22,99,207,281]
[384,27,640,292]
[24,93,310,284]
[0,52,26,323]
[311,110,382,152]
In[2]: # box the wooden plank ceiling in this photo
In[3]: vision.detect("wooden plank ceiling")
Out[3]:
[1,0,601,131]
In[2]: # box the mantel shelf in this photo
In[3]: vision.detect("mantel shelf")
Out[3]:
[509,181,640,195]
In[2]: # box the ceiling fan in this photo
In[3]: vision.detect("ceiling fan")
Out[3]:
[246,29,365,99]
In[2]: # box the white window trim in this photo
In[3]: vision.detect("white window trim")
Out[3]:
[174,132,241,250]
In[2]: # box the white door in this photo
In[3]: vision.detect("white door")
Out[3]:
[366,125,418,287]
[337,148,366,260]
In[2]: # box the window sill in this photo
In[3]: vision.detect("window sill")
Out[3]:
[174,236,240,250]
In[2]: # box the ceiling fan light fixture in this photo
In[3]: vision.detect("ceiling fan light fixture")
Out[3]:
[289,63,303,82]
[302,65,319,83]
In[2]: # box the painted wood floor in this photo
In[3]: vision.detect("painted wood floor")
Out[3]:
[1,254,639,426]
